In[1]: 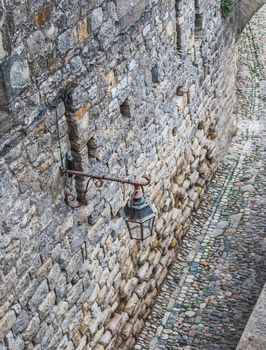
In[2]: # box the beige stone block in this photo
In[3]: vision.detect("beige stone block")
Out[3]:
[120,259,134,280]
[156,267,168,287]
[174,225,183,239]
[171,182,179,195]
[137,262,150,282]
[163,197,172,212]
[90,328,104,347]
[94,344,105,350]
[113,272,122,290]
[188,170,199,185]
[97,285,107,305]
[105,286,115,306]
[0,301,10,320]
[196,129,204,140]
[99,330,112,347]
[166,21,174,40]
[75,335,87,350]
[182,179,190,190]
[106,70,116,92]
[145,289,157,307]
[147,250,156,265]
[135,282,148,299]
[79,312,92,335]
[123,277,138,298]
[108,265,119,282]
[133,318,144,335]
[175,173,186,186]
[124,293,139,316]
[75,103,91,122]
[121,322,133,340]
[160,235,172,250]
[107,313,122,336]
[191,157,200,171]
[177,187,187,200]
[155,217,164,233]
[73,17,88,44]
[138,246,151,265]
[182,206,192,221]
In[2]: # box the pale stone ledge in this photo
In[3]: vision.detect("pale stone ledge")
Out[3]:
[237,283,266,350]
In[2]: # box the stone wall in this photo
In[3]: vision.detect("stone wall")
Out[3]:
[0,1,238,349]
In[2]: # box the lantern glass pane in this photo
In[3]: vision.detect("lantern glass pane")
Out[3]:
[142,217,155,240]
[127,221,142,240]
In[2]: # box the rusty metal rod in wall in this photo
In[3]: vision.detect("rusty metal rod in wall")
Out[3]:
[60,167,151,187]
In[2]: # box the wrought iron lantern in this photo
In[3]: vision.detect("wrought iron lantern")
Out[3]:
[123,185,156,240]
[60,166,156,240]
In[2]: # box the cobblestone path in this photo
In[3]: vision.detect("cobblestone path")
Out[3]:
[134,7,266,350]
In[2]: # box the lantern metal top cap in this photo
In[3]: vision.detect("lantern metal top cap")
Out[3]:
[123,195,156,224]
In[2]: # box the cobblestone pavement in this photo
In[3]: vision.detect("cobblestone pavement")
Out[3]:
[134,7,266,350]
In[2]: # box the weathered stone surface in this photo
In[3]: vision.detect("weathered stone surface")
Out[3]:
[28,281,49,312]
[34,5,52,28]
[22,314,40,341]
[0,311,16,342]
[12,310,30,335]
[91,8,103,32]
[66,251,83,282]
[10,61,30,91]
[38,291,56,320]
[99,330,112,346]
[0,0,258,348]
[57,29,74,54]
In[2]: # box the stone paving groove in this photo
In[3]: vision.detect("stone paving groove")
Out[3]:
[134,6,266,350]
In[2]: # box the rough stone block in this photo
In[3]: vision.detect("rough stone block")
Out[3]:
[12,310,29,335]
[124,293,139,316]
[66,280,83,306]
[116,0,151,31]
[0,310,16,341]
[123,277,138,298]
[28,280,49,312]
[22,314,40,341]
[34,5,52,28]
[73,18,88,45]
[0,45,30,104]
[91,8,103,31]
[66,251,83,282]
[99,330,112,346]
[38,291,56,320]
[57,29,74,54]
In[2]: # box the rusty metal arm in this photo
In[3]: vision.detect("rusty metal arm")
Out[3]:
[60,166,151,209]
[60,167,151,187]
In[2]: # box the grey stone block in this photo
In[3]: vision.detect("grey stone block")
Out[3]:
[0,310,16,342]
[13,310,30,335]
[57,29,74,54]
[28,280,49,312]
[91,8,103,31]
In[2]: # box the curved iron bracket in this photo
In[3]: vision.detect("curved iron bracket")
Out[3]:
[60,167,151,209]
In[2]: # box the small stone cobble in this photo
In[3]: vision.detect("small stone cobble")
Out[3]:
[134,7,266,350]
